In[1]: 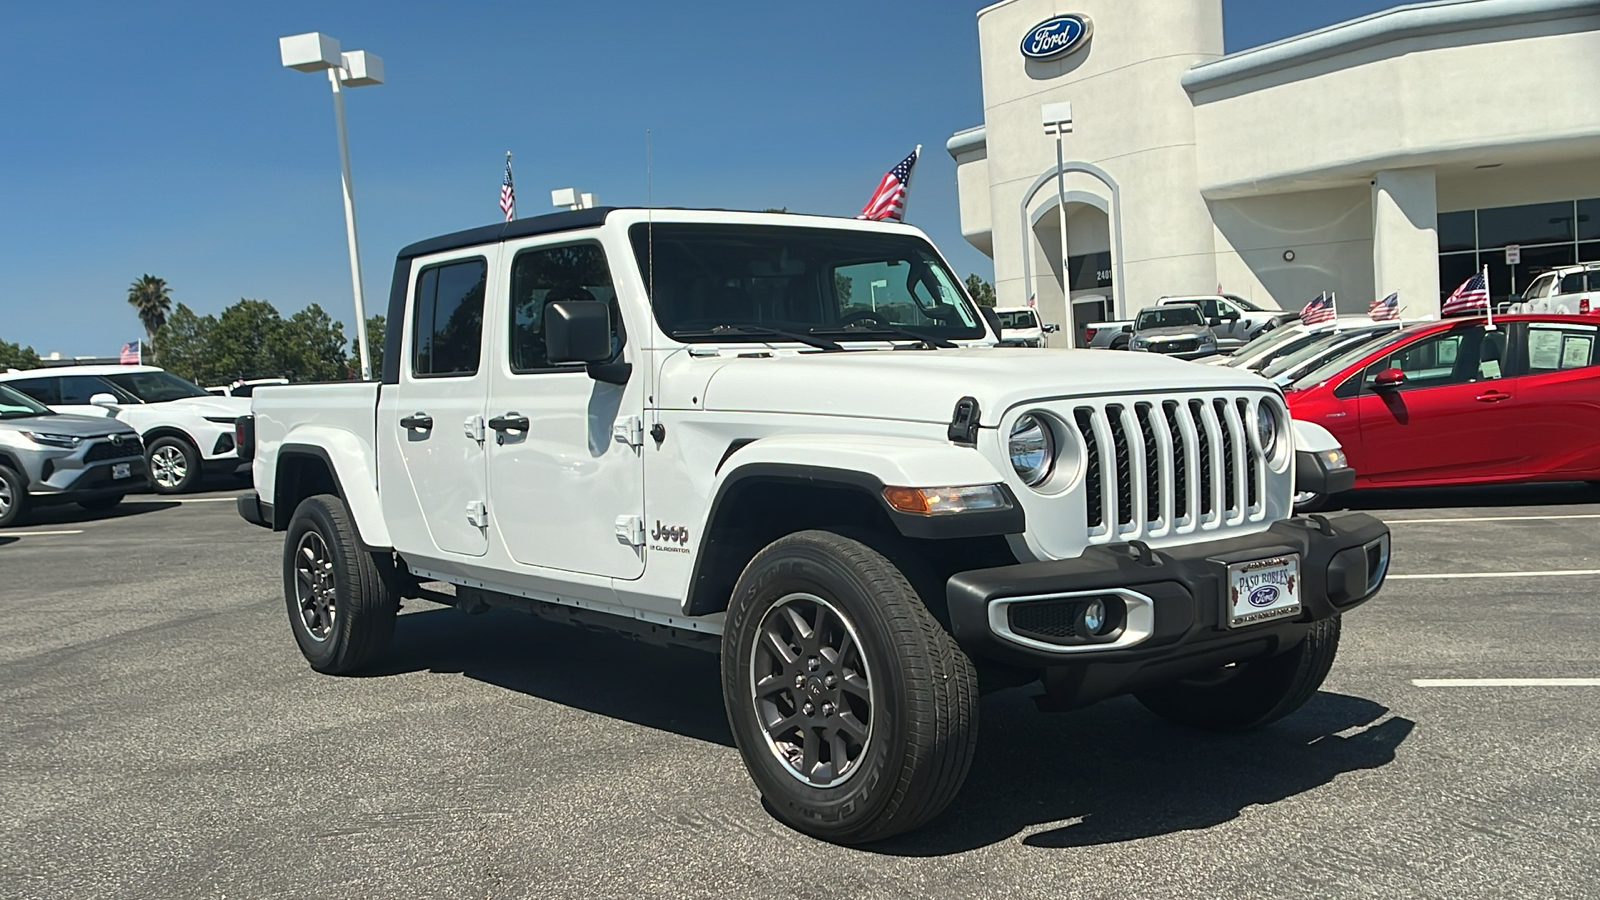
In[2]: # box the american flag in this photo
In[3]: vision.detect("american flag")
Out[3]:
[857,147,920,222]
[119,341,140,365]
[499,153,516,222]
[1442,268,1489,316]
[1369,292,1400,321]
[1301,292,1336,326]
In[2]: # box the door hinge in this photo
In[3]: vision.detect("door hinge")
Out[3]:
[613,415,644,449]
[614,514,645,546]
[464,414,486,442]
[466,500,489,528]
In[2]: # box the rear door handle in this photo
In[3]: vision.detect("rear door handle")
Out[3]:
[488,413,530,433]
[1475,391,1512,403]
[400,413,434,430]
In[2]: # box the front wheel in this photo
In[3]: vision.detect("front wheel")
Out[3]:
[1136,616,1341,731]
[282,494,398,674]
[147,436,201,493]
[0,465,29,528]
[1293,490,1330,513]
[722,530,978,844]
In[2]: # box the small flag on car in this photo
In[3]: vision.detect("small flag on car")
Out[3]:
[1442,268,1489,316]
[1369,292,1400,321]
[119,341,141,365]
[499,152,516,222]
[857,146,920,222]
[1300,292,1336,326]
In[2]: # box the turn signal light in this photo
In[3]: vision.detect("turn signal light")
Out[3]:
[882,484,1011,516]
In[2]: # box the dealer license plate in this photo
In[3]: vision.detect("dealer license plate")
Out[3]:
[112,463,131,480]
[1227,555,1301,628]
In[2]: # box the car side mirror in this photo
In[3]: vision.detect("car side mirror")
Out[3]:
[1373,368,1406,390]
[545,300,630,385]
[1508,294,1523,304]
[1207,316,1222,328]
[1225,311,1240,320]
[1042,323,1059,333]
[89,392,119,407]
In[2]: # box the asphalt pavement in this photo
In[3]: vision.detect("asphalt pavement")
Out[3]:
[1,482,1597,899]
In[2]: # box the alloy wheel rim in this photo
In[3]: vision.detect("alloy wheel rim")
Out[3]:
[150,446,187,488]
[749,592,875,788]
[293,531,338,642]
[0,476,12,516]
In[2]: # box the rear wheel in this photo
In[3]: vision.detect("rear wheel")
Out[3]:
[77,494,124,512]
[0,466,29,528]
[722,530,978,844]
[147,436,201,494]
[283,494,398,674]
[1136,616,1341,731]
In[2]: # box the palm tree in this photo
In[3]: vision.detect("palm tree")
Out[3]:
[127,275,172,363]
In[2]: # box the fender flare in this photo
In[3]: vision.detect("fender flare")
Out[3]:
[275,425,391,549]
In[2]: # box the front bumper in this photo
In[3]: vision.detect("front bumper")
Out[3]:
[1295,449,1356,496]
[946,511,1389,673]
[28,455,150,502]
[1132,344,1218,360]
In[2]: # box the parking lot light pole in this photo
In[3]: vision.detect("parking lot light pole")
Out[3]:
[280,32,384,380]
[1042,102,1076,346]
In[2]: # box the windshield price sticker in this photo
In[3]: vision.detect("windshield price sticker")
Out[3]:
[1227,555,1302,627]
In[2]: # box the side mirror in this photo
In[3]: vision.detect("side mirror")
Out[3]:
[545,300,631,385]
[1042,323,1060,333]
[1207,316,1222,328]
[1373,367,1406,390]
[89,392,119,407]
[1225,311,1240,320]
[1508,293,1524,304]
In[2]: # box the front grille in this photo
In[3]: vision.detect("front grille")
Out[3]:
[1154,339,1198,354]
[85,437,143,463]
[1068,393,1272,542]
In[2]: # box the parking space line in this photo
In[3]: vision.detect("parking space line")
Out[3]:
[1389,570,1600,580]
[1413,678,1600,687]
[1386,513,1600,524]
[166,497,244,503]
[0,530,85,537]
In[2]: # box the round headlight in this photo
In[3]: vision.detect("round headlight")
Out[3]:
[1009,414,1054,487]
[1256,402,1281,455]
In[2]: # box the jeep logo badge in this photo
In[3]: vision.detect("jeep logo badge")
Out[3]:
[1020,15,1093,61]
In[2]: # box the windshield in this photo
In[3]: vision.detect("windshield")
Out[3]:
[1259,327,1393,379]
[1226,295,1267,312]
[1287,327,1426,392]
[1136,306,1203,329]
[629,224,985,344]
[103,371,211,403]
[997,310,1038,329]
[0,383,52,418]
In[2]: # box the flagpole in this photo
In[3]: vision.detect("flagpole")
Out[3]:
[897,144,922,222]
[507,151,515,221]
[1484,265,1496,331]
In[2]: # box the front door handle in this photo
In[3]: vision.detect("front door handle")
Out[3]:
[488,413,530,433]
[1476,391,1512,403]
[400,412,434,430]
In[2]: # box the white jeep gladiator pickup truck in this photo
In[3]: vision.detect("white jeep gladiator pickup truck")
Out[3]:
[237,208,1388,844]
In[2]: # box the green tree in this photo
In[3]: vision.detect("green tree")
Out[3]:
[834,274,853,304]
[0,338,41,371]
[127,275,173,362]
[351,315,385,378]
[152,304,216,383]
[269,303,348,382]
[208,299,282,382]
[965,273,997,308]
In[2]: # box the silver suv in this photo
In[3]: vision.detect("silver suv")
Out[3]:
[0,383,148,527]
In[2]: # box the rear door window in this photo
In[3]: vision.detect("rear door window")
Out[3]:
[59,375,120,404]
[412,258,488,377]
[6,377,60,405]
[1526,323,1598,373]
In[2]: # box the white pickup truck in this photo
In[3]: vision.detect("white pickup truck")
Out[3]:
[237,208,1388,844]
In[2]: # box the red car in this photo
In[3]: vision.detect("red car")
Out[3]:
[1286,314,1600,492]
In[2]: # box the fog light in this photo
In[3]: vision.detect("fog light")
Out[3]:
[1081,598,1106,634]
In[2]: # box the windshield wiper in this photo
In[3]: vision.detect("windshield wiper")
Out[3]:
[671,324,842,352]
[809,324,957,349]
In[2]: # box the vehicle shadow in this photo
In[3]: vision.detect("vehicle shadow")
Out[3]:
[379,607,1412,854]
[22,498,182,526]
[1338,480,1600,511]
[377,606,734,746]
[868,689,1414,856]
[0,537,16,547]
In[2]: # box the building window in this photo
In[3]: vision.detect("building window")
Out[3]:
[1436,198,1600,303]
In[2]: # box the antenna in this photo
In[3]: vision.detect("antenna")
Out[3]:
[647,129,654,304]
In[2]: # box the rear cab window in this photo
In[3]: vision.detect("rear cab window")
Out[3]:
[412,258,489,377]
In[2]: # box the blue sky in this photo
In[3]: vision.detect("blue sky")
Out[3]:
[0,0,1397,357]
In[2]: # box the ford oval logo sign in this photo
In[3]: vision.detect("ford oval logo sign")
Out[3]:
[1248,585,1281,608]
[1021,15,1093,61]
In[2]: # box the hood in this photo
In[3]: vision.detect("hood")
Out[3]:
[158,395,251,416]
[1,413,140,439]
[699,347,1271,427]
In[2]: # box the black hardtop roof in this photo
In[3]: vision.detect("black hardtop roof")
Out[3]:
[394,206,871,261]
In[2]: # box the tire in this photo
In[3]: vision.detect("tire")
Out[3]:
[77,494,124,512]
[146,436,201,494]
[0,465,29,528]
[721,529,978,844]
[282,494,398,674]
[1293,490,1330,513]
[1110,335,1131,351]
[1136,616,1341,732]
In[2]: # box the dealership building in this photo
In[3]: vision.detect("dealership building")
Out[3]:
[947,0,1600,339]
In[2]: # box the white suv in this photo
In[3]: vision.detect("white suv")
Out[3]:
[0,365,250,493]
[1515,263,1600,316]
